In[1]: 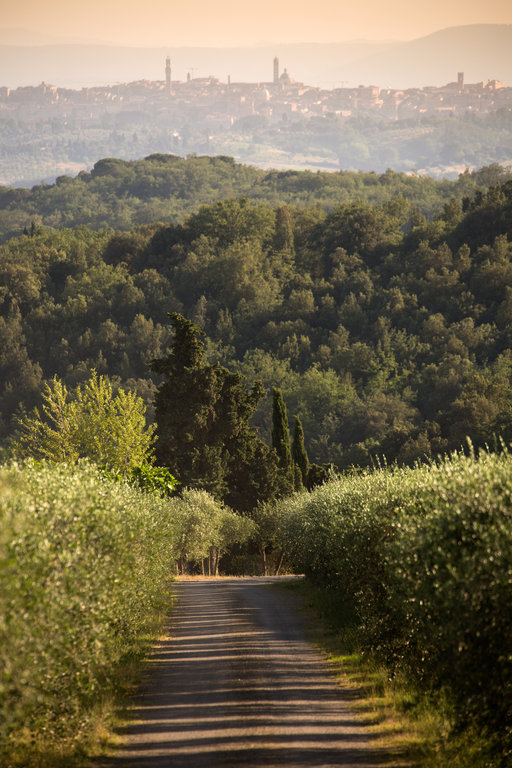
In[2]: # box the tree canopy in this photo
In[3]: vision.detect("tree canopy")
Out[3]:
[0,153,505,243]
[150,313,279,511]
[12,371,155,473]
[2,169,512,473]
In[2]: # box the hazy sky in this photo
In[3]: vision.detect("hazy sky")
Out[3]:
[2,0,512,46]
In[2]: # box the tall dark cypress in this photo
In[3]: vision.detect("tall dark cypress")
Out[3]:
[150,313,279,510]
[274,205,295,254]
[292,415,309,486]
[271,388,291,467]
[271,388,294,494]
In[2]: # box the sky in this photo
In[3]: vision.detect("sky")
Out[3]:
[1,0,512,47]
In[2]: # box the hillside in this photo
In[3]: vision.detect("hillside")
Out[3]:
[0,153,508,242]
[353,24,512,88]
[2,175,512,469]
[0,26,510,90]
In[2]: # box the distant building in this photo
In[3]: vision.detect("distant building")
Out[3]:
[487,79,504,90]
[280,68,292,85]
[273,57,279,85]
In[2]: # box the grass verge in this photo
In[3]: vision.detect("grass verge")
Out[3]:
[275,577,500,768]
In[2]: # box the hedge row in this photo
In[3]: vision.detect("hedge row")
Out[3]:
[0,461,251,764]
[279,449,512,752]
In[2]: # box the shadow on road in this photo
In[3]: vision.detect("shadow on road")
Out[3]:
[92,578,411,768]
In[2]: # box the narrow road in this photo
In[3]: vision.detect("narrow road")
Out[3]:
[95,577,403,768]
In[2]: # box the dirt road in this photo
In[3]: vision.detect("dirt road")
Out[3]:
[95,577,401,768]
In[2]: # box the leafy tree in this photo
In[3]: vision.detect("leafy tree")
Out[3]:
[173,488,255,575]
[129,464,179,496]
[12,371,155,473]
[252,501,287,575]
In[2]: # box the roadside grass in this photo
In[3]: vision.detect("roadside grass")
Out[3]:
[275,577,498,768]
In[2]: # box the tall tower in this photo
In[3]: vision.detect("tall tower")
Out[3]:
[273,56,279,85]
[165,56,172,95]
[457,71,464,90]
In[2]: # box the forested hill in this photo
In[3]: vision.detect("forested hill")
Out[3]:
[0,153,509,243]
[3,174,512,469]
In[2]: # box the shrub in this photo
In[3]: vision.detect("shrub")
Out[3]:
[0,460,178,762]
[278,450,512,754]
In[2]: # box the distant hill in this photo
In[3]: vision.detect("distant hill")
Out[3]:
[0,25,510,90]
[0,153,505,243]
[352,25,512,89]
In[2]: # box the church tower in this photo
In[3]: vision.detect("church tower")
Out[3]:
[165,56,172,95]
[273,56,279,85]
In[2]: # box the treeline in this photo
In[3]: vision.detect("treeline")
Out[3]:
[0,153,508,242]
[242,108,512,175]
[2,171,512,469]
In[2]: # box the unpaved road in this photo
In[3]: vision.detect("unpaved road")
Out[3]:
[95,577,404,768]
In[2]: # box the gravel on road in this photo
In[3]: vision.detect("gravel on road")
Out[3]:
[93,576,405,768]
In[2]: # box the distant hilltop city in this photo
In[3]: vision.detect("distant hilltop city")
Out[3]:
[1,49,512,189]
[1,57,510,124]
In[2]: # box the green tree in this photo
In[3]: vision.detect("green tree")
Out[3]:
[274,205,295,255]
[173,488,255,575]
[150,313,279,510]
[292,415,309,487]
[12,371,155,473]
[271,388,294,494]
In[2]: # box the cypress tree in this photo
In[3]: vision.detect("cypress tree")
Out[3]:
[274,205,295,254]
[293,462,304,492]
[292,415,309,486]
[271,388,291,467]
[150,313,279,511]
[271,388,294,494]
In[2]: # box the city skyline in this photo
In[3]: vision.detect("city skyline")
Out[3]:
[1,0,512,47]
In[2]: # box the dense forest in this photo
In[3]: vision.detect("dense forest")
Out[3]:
[2,156,512,472]
[0,153,510,242]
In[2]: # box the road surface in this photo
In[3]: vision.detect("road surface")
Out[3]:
[94,577,405,768]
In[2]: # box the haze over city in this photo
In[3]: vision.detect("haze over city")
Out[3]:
[1,0,512,185]
[2,0,512,46]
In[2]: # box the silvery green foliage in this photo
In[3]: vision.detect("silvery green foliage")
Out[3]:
[0,460,253,762]
[0,460,177,755]
[278,450,512,749]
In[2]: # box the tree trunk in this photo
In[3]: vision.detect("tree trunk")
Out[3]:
[261,545,267,576]
[275,550,285,576]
